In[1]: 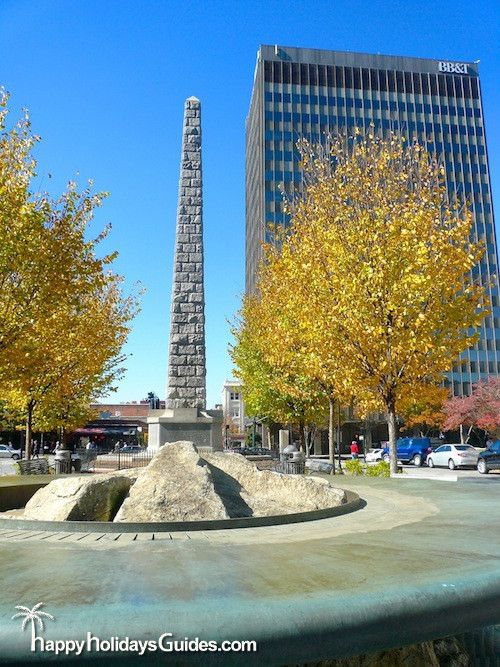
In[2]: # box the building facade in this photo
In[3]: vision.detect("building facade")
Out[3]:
[73,400,167,450]
[245,44,500,396]
[221,379,246,444]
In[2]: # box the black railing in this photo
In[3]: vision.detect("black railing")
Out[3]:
[75,448,153,472]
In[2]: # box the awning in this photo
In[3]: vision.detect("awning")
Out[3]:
[74,428,137,436]
[74,428,106,435]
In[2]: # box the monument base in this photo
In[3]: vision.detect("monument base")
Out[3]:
[147,408,223,453]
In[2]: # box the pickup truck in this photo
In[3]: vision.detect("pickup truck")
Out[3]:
[381,437,432,467]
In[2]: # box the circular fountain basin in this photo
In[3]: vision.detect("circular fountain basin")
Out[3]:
[0,474,498,665]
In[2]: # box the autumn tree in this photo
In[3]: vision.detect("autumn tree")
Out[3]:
[301,132,487,471]
[442,378,500,443]
[399,385,449,437]
[246,130,488,474]
[230,294,329,457]
[0,94,140,457]
[0,92,47,362]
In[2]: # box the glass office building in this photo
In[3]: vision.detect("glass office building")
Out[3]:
[245,45,499,395]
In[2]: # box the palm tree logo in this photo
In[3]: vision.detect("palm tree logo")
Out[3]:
[12,603,54,650]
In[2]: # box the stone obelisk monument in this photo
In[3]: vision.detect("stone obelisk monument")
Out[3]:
[148,97,222,452]
[166,96,206,409]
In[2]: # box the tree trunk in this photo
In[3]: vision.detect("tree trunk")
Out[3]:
[309,426,316,458]
[298,420,306,453]
[304,425,312,458]
[387,400,398,475]
[24,400,34,461]
[336,400,342,470]
[328,397,336,474]
[459,423,464,444]
[61,426,69,450]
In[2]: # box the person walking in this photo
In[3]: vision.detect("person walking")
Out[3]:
[350,440,359,460]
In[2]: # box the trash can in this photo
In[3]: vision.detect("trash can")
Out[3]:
[72,456,82,472]
[54,450,71,474]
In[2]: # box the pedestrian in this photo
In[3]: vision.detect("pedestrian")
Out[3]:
[350,440,359,460]
[32,440,40,458]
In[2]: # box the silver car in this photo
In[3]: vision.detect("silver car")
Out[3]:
[0,444,21,460]
[365,448,385,463]
[426,444,479,470]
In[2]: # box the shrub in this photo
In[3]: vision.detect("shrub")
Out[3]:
[365,461,391,477]
[344,459,364,475]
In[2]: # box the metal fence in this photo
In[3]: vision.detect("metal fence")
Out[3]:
[75,448,153,473]
[74,447,304,475]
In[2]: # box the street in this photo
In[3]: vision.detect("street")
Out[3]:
[394,463,500,482]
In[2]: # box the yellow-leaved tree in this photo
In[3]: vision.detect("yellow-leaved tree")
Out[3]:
[399,384,449,437]
[231,293,329,457]
[0,93,140,457]
[280,130,488,473]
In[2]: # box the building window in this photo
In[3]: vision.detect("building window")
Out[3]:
[230,392,240,401]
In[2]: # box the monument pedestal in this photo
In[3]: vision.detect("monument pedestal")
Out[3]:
[147,408,223,453]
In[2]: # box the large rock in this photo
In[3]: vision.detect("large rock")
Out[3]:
[202,452,346,517]
[24,472,137,522]
[114,441,228,522]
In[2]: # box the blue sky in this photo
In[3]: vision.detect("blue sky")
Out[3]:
[0,0,498,408]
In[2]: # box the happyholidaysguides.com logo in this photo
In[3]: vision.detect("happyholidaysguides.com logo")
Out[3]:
[12,603,257,656]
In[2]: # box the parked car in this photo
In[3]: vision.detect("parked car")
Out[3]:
[0,444,21,460]
[381,437,432,467]
[426,444,479,470]
[365,448,385,463]
[477,441,500,474]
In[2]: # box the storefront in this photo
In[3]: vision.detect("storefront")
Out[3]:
[72,419,146,451]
